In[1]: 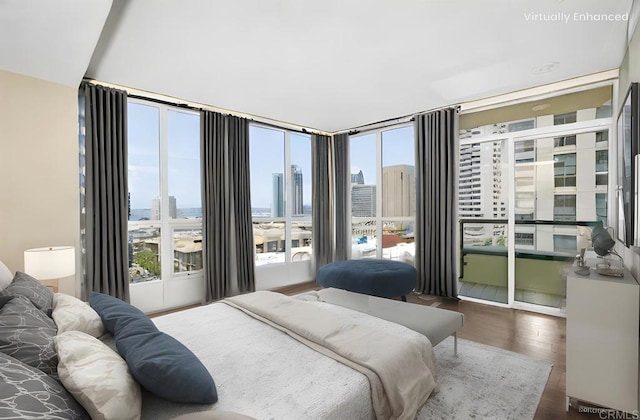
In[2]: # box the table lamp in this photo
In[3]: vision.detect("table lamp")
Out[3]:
[24,246,75,292]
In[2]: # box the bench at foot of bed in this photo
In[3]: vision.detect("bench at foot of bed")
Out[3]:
[314,288,464,355]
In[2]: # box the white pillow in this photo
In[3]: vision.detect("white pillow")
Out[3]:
[0,260,12,291]
[56,331,141,420]
[52,293,105,337]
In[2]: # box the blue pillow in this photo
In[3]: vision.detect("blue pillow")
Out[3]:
[89,292,217,404]
[89,292,157,337]
[118,329,218,404]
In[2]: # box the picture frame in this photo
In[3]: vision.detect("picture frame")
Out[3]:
[617,82,639,246]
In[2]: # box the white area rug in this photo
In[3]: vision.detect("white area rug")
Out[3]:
[417,337,552,420]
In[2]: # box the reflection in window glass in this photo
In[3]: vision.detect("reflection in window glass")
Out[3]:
[128,103,160,221]
[168,110,201,219]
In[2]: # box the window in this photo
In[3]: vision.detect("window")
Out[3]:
[553,135,576,148]
[553,234,577,253]
[554,195,576,221]
[596,193,608,227]
[554,112,577,125]
[128,102,202,283]
[595,130,608,143]
[595,150,608,186]
[350,125,415,261]
[515,232,535,247]
[554,154,576,187]
[250,126,312,265]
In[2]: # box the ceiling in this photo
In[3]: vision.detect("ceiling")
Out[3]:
[0,0,636,133]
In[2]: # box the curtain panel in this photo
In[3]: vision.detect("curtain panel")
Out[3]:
[201,111,255,302]
[82,83,130,301]
[312,134,334,272]
[333,133,350,262]
[414,108,459,298]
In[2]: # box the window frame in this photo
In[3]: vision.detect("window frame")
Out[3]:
[127,99,203,285]
[249,123,312,267]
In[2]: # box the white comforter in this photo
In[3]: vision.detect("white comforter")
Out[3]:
[142,294,437,420]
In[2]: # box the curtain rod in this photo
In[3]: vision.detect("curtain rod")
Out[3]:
[337,105,461,136]
[82,79,331,136]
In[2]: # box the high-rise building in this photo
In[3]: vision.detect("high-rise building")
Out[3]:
[459,110,609,252]
[151,196,177,219]
[272,166,304,217]
[271,173,284,217]
[291,165,303,216]
[382,165,415,217]
[352,184,376,217]
[351,170,365,185]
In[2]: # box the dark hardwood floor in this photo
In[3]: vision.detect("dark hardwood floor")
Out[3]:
[277,282,605,419]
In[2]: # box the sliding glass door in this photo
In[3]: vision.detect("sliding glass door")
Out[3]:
[458,139,509,304]
[458,86,613,315]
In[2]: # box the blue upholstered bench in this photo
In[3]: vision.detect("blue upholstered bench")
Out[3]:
[316,259,416,301]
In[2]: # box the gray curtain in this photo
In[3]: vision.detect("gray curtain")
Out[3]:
[312,134,334,272]
[228,116,255,294]
[82,83,130,301]
[414,108,459,298]
[201,111,255,302]
[333,133,350,261]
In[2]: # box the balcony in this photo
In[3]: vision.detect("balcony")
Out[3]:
[459,219,601,308]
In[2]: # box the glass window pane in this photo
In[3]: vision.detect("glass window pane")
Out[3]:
[250,126,287,266]
[254,221,286,265]
[168,110,201,219]
[350,124,378,257]
[173,228,202,273]
[128,103,160,221]
[382,126,415,217]
[351,219,377,259]
[249,126,285,217]
[129,225,161,283]
[290,133,312,217]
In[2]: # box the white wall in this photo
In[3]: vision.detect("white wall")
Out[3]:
[0,70,80,296]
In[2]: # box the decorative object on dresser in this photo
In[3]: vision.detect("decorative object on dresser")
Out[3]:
[24,246,75,292]
[590,226,624,277]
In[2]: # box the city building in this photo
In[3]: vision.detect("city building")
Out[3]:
[151,196,177,220]
[272,165,304,217]
[291,165,304,216]
[382,165,416,217]
[351,170,365,185]
[271,173,284,217]
[351,184,376,217]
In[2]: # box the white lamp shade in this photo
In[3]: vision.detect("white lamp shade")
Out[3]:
[24,246,75,280]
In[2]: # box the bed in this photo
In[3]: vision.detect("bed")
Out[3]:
[0,267,438,420]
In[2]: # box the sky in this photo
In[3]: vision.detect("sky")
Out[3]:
[128,103,201,209]
[128,102,415,211]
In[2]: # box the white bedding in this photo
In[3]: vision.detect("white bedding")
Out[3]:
[143,297,437,420]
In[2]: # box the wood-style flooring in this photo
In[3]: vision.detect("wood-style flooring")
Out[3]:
[275,281,605,419]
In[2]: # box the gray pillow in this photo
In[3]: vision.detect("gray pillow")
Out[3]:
[0,295,58,378]
[1,271,54,316]
[0,295,13,310]
[0,352,88,419]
